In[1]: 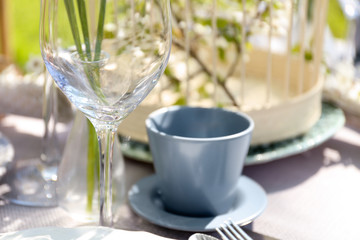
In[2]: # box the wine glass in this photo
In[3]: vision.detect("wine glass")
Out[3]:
[40,0,171,226]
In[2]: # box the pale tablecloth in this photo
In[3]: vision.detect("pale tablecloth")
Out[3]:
[0,113,360,240]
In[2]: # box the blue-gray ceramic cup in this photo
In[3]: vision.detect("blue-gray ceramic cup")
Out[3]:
[146,106,254,217]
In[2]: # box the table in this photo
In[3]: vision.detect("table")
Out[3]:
[0,113,360,240]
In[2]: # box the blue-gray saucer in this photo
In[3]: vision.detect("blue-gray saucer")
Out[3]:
[128,174,267,232]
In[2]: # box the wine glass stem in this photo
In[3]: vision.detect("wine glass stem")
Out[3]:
[41,71,61,181]
[96,126,117,226]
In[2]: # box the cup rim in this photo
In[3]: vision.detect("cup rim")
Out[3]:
[146,105,254,142]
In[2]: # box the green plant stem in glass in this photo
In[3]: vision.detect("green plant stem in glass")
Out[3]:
[64,0,105,215]
[64,0,113,224]
[86,120,99,212]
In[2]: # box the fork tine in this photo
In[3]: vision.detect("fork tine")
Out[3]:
[225,221,244,240]
[216,224,243,240]
[216,227,230,240]
[229,220,253,240]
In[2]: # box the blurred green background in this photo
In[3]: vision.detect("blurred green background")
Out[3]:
[7,0,41,69]
[3,0,349,72]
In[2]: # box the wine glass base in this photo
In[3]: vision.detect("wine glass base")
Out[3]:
[3,158,58,207]
[0,132,15,179]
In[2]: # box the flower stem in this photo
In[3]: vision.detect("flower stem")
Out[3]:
[76,0,92,60]
[86,119,99,213]
[64,0,84,57]
[94,0,107,61]
[64,0,110,218]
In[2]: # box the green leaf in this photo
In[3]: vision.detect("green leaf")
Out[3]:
[291,44,300,54]
[218,47,226,61]
[216,102,225,108]
[164,67,181,91]
[273,0,283,10]
[245,42,253,51]
[164,67,173,76]
[104,30,116,39]
[327,0,349,39]
[305,50,313,61]
[116,45,127,55]
[174,96,187,105]
[292,45,313,61]
[198,84,210,98]
[216,18,228,29]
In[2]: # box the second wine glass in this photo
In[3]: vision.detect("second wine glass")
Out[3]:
[40,0,171,226]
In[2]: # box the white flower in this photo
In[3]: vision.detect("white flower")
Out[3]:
[216,37,228,49]
[194,23,211,35]
[25,55,44,74]
[104,23,117,32]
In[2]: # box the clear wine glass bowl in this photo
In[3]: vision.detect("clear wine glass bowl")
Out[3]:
[40,0,171,226]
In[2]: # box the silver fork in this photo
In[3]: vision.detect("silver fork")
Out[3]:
[216,220,253,240]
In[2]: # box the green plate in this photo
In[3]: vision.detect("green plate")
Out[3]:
[119,102,345,166]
